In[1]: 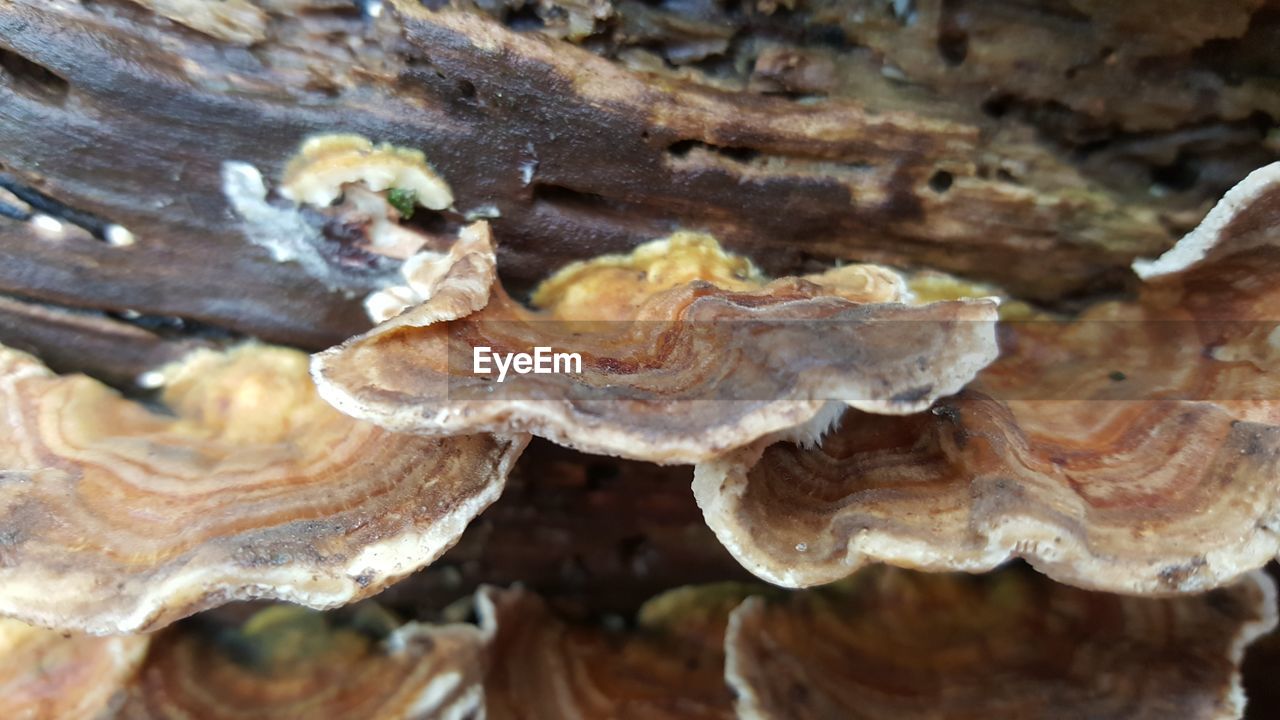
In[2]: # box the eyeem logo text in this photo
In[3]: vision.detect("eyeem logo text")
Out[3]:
[473,346,583,382]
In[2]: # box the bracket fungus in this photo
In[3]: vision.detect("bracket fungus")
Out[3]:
[479,585,737,719]
[224,133,457,296]
[117,604,487,719]
[14,567,1263,719]
[0,343,526,634]
[362,222,498,329]
[313,232,999,463]
[695,162,1280,593]
[280,135,455,213]
[0,618,148,720]
[724,568,1277,720]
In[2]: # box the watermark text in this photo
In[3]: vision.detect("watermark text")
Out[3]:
[473,346,583,382]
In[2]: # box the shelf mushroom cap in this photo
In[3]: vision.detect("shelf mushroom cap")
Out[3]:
[280,134,454,211]
[117,604,487,719]
[478,585,736,720]
[724,568,1277,720]
[0,343,526,634]
[14,569,1266,719]
[313,232,999,463]
[695,161,1280,594]
[0,618,149,719]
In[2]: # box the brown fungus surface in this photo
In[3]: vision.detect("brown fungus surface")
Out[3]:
[0,343,527,634]
[314,233,999,463]
[0,618,149,720]
[725,567,1277,720]
[479,585,737,719]
[279,134,454,213]
[363,222,498,331]
[117,604,487,720]
[57,568,1277,720]
[695,162,1280,593]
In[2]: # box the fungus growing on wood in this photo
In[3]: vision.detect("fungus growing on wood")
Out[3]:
[24,568,1267,719]
[280,134,454,213]
[694,162,1280,593]
[313,233,999,463]
[725,568,1277,720]
[117,604,487,719]
[0,343,526,634]
[363,221,497,327]
[224,133,459,297]
[479,585,737,719]
[0,618,148,719]
[5,0,1280,714]
[529,232,910,319]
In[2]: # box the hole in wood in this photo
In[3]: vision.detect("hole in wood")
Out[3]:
[929,170,954,193]
[667,140,761,164]
[0,47,69,102]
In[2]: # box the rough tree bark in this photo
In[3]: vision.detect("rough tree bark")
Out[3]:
[6,0,1274,354]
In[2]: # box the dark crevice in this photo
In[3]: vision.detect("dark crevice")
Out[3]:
[1195,6,1280,84]
[937,0,969,66]
[503,4,546,31]
[0,174,120,242]
[402,207,462,237]
[1150,156,1201,193]
[399,54,483,107]
[981,93,1014,119]
[298,2,363,19]
[103,310,240,343]
[928,170,954,193]
[937,30,968,66]
[317,203,465,276]
[800,24,851,51]
[531,183,615,210]
[0,199,30,221]
[615,535,655,575]
[667,139,761,163]
[757,89,827,102]
[585,461,621,490]
[0,47,69,102]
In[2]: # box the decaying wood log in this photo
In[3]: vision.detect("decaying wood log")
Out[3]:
[4,0,1274,350]
[0,295,220,388]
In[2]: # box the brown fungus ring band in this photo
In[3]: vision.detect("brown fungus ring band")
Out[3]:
[312,226,1001,464]
[0,344,526,634]
[2,568,1274,720]
[696,162,1280,594]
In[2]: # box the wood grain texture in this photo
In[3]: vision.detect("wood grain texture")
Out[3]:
[0,0,1215,352]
